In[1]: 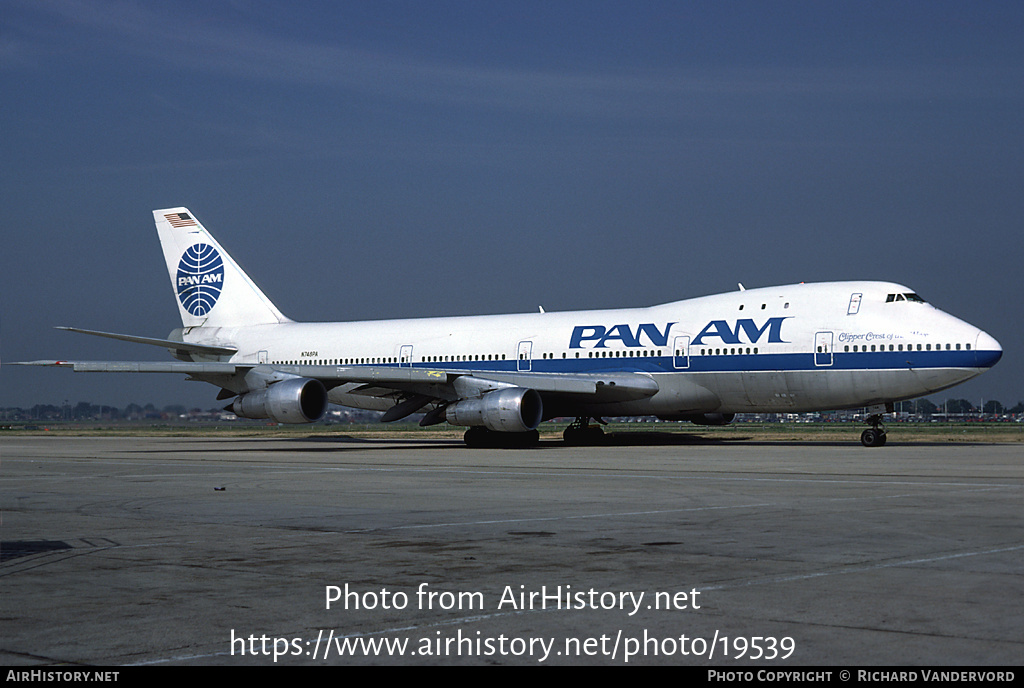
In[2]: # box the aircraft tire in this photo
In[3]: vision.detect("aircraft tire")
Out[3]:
[464,427,539,449]
[563,427,582,445]
[563,425,605,446]
[464,426,492,448]
[860,428,887,447]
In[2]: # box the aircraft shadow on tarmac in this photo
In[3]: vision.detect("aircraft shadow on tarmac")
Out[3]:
[124,431,1001,453]
[278,431,849,449]
[287,432,1001,449]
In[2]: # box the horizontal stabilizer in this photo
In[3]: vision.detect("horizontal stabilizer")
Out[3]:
[56,327,236,356]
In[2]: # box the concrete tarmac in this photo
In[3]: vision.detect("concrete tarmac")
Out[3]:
[2,433,1022,666]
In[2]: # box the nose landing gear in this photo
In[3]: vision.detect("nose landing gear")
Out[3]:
[860,411,888,447]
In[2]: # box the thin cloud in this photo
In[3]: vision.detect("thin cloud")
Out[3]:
[10,0,1012,122]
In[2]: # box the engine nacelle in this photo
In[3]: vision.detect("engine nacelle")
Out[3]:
[445,387,543,433]
[232,377,328,424]
[657,412,736,426]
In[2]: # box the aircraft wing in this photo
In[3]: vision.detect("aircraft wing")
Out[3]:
[16,360,659,403]
[17,360,243,374]
[465,370,658,402]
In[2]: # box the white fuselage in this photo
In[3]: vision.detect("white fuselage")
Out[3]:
[183,281,1002,418]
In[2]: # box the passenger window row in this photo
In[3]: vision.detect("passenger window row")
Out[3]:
[273,339,974,366]
[841,343,970,352]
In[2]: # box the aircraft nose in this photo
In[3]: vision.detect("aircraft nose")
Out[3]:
[975,330,1002,369]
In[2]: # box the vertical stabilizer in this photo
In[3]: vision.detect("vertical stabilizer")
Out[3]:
[154,208,291,328]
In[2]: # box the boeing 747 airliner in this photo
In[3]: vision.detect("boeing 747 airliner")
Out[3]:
[20,208,1002,447]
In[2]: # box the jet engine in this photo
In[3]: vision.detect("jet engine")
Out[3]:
[231,377,328,424]
[445,387,543,433]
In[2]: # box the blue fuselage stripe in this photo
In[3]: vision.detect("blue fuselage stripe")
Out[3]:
[397,349,1000,375]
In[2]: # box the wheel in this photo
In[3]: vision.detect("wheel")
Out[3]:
[464,426,492,448]
[860,428,887,447]
[465,427,539,448]
[563,426,583,445]
[509,429,540,448]
[563,425,605,445]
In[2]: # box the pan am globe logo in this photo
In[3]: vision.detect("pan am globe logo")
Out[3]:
[176,244,225,317]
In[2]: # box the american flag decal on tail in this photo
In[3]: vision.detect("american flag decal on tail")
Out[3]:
[164,212,198,228]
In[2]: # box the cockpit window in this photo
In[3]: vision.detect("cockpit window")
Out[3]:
[886,293,926,303]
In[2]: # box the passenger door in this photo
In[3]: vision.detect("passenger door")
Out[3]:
[814,331,834,367]
[673,335,690,369]
[517,341,533,372]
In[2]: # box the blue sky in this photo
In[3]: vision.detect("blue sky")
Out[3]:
[2,1,1021,409]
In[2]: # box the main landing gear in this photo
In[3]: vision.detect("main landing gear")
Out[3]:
[562,416,607,445]
[860,413,888,447]
[463,426,539,448]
